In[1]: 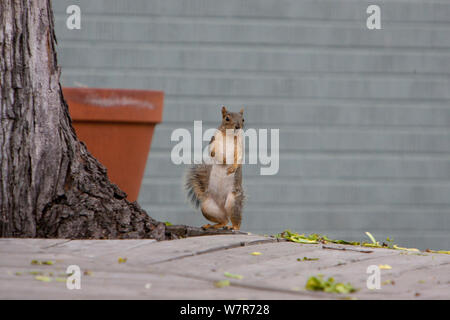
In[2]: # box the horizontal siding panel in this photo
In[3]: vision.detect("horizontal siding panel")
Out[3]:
[139,207,450,251]
[148,126,450,153]
[144,152,450,179]
[53,0,450,23]
[140,204,450,249]
[60,71,450,100]
[54,17,450,49]
[140,204,449,231]
[159,102,450,127]
[57,45,450,75]
[139,180,450,205]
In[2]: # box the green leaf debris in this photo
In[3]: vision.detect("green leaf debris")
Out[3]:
[305,274,356,294]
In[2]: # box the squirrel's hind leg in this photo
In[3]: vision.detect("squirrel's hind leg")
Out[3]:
[225,191,242,230]
[201,197,229,229]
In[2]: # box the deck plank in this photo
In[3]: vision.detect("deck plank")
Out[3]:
[0,235,448,299]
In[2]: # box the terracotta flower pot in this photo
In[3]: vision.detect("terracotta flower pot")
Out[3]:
[63,87,164,202]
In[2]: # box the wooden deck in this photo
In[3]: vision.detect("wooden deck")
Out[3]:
[0,234,449,299]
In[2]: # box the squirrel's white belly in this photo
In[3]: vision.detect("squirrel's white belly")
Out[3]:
[213,132,242,165]
[208,164,234,207]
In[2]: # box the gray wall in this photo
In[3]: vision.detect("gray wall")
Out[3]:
[53,0,450,250]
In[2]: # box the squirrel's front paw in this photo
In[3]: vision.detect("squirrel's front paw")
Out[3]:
[227,166,236,175]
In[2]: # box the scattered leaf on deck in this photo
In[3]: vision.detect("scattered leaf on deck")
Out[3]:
[426,249,450,255]
[379,264,392,270]
[298,257,319,261]
[393,245,419,252]
[224,272,243,280]
[362,232,384,248]
[365,232,377,244]
[305,275,356,294]
[281,230,360,246]
[31,260,54,265]
[214,280,230,288]
[250,252,262,256]
[35,276,52,282]
[382,279,395,285]
[118,257,127,263]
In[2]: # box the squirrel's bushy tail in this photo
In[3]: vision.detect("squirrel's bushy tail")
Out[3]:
[185,164,210,208]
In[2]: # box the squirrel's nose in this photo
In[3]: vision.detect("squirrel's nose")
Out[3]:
[235,125,240,129]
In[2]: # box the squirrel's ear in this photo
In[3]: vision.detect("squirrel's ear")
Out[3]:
[221,106,227,117]
[239,108,244,115]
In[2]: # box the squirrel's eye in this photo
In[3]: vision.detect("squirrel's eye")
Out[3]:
[225,116,230,121]
[242,119,245,122]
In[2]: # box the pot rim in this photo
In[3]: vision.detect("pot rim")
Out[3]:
[63,87,164,124]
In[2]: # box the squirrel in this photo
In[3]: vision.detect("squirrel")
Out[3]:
[185,106,245,230]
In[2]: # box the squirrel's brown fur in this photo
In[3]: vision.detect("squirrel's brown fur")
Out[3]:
[185,106,245,230]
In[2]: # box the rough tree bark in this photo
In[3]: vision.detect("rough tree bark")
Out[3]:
[0,0,173,239]
[0,0,243,240]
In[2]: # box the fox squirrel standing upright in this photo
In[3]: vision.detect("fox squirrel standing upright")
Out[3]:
[185,106,245,230]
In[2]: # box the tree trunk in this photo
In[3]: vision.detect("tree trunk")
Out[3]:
[0,0,169,239]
